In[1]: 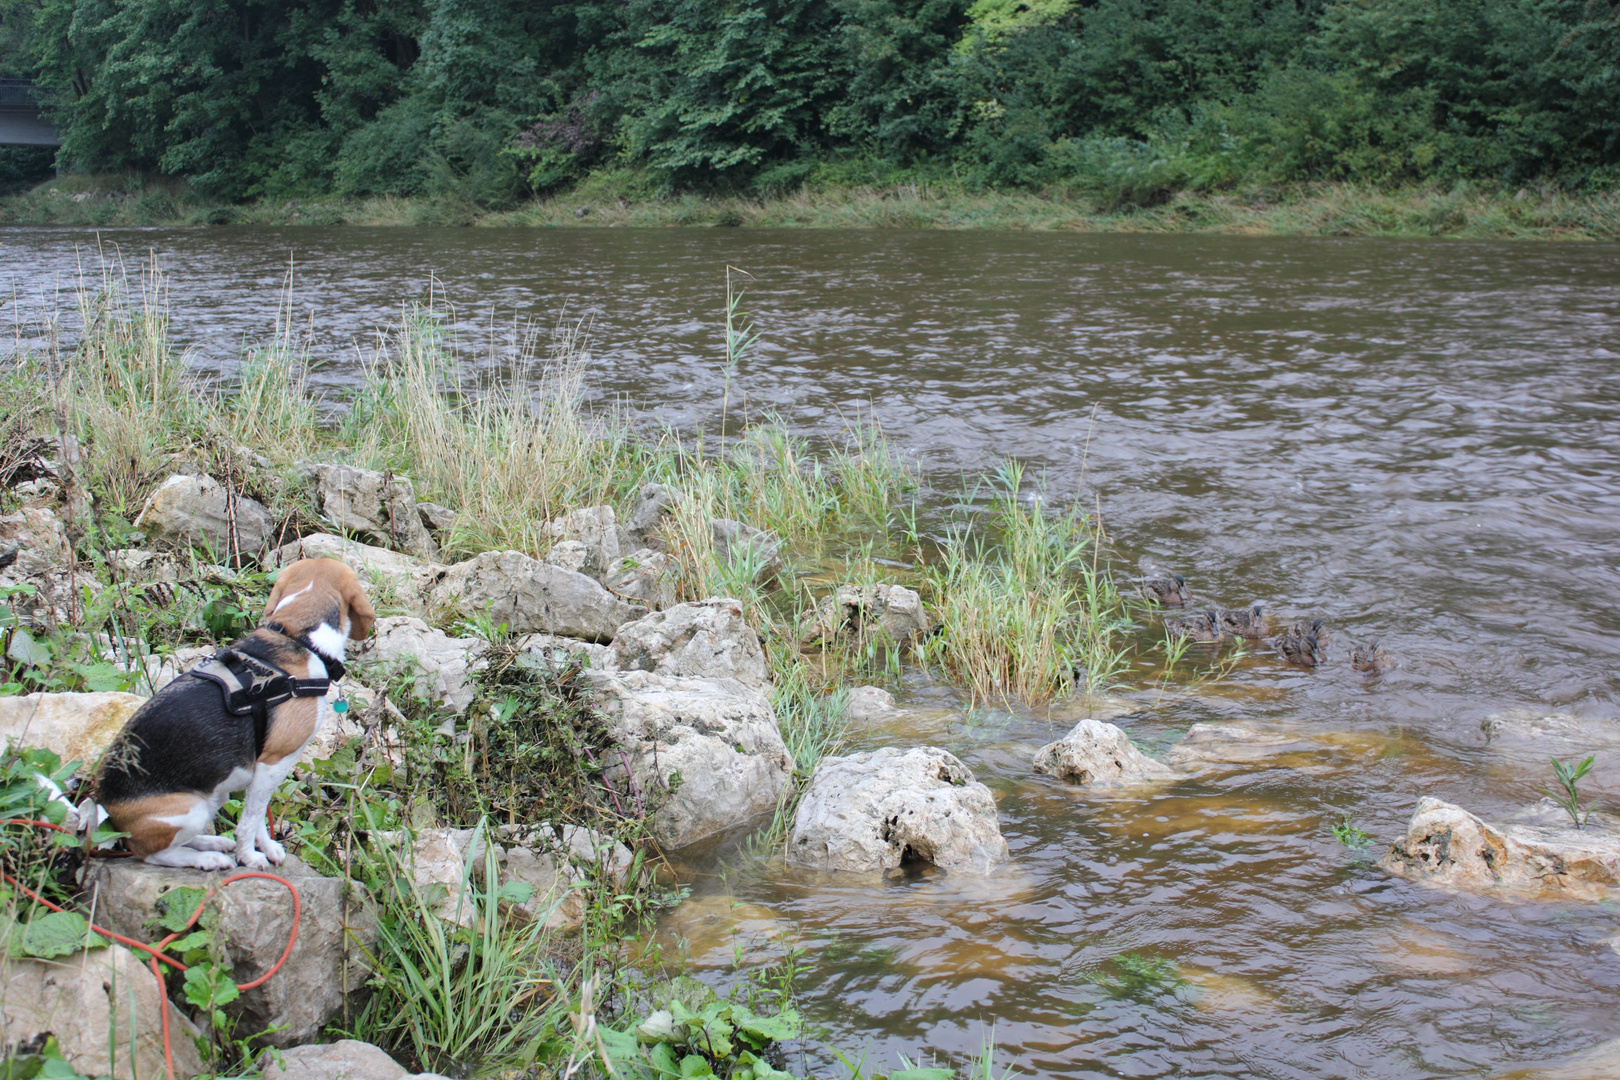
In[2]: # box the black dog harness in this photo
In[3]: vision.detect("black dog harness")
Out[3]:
[186,623,344,753]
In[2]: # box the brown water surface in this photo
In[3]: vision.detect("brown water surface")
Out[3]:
[4,227,1620,1078]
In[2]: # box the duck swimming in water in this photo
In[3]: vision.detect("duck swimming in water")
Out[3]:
[1216,604,1267,639]
[1166,609,1225,642]
[1282,618,1327,646]
[1351,638,1391,673]
[1141,574,1190,607]
[1277,622,1323,667]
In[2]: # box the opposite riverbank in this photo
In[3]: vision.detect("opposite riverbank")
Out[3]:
[3,171,1617,241]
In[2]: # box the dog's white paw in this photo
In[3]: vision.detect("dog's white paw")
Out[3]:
[259,837,287,865]
[234,845,271,870]
[187,834,236,852]
[197,851,237,871]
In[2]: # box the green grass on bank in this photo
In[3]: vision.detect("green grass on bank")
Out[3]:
[3,170,1618,240]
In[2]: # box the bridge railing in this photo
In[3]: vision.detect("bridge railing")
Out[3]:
[0,79,51,107]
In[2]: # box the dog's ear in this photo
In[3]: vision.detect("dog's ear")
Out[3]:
[343,574,376,641]
[262,567,296,618]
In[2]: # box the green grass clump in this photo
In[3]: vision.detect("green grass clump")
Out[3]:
[918,461,1129,704]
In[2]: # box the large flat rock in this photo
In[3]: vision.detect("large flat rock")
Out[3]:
[83,855,378,1047]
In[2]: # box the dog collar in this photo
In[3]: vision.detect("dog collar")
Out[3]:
[262,619,347,682]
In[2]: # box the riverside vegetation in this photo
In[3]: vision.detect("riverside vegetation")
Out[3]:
[0,262,1146,1079]
[1,0,1618,238]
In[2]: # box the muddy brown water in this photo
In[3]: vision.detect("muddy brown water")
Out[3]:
[5,227,1620,1078]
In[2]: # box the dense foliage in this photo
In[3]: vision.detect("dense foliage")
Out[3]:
[1,0,1616,202]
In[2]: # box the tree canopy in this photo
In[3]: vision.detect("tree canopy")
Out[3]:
[1,0,1615,201]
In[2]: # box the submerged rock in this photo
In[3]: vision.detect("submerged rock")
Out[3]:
[135,473,276,556]
[84,856,378,1048]
[788,746,1008,875]
[431,550,639,641]
[2,944,206,1080]
[800,583,930,647]
[1382,796,1620,901]
[0,691,145,765]
[1033,718,1179,788]
[846,685,896,721]
[586,669,792,849]
[710,518,782,583]
[309,463,438,560]
[608,598,767,688]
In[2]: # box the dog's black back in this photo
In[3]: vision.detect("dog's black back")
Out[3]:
[97,634,288,803]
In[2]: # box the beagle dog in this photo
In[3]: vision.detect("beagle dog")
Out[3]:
[96,558,375,871]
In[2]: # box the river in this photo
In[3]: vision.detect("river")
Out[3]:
[4,226,1619,1078]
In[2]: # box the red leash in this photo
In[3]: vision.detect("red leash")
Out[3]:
[2,818,302,1080]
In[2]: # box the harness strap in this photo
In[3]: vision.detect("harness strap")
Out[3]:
[186,647,333,756]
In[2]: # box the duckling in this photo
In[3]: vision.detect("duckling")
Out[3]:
[1141,574,1190,607]
[1166,609,1225,643]
[1351,638,1391,673]
[1216,603,1267,639]
[1277,623,1323,668]
[1282,618,1328,647]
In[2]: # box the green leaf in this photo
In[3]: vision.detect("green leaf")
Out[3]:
[735,1007,800,1044]
[678,1054,715,1078]
[637,1009,680,1045]
[6,629,52,670]
[183,963,240,1012]
[71,662,128,693]
[886,1071,955,1080]
[152,885,209,933]
[8,911,106,959]
[647,1042,682,1077]
[497,879,535,905]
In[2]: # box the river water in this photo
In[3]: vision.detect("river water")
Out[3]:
[4,227,1620,1078]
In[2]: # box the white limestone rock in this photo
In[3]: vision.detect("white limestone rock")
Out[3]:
[788,746,1008,875]
[608,598,767,688]
[586,669,793,849]
[1032,719,1179,789]
[2,944,206,1080]
[0,691,146,766]
[134,473,276,556]
[83,856,378,1048]
[430,550,639,641]
[309,463,438,560]
[710,518,782,583]
[605,548,679,611]
[1382,796,1620,901]
[800,584,930,646]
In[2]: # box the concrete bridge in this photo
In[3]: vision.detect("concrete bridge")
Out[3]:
[0,80,60,147]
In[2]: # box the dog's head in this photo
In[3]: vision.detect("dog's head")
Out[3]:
[261,558,376,656]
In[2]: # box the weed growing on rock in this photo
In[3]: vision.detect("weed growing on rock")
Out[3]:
[1544,754,1598,830]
